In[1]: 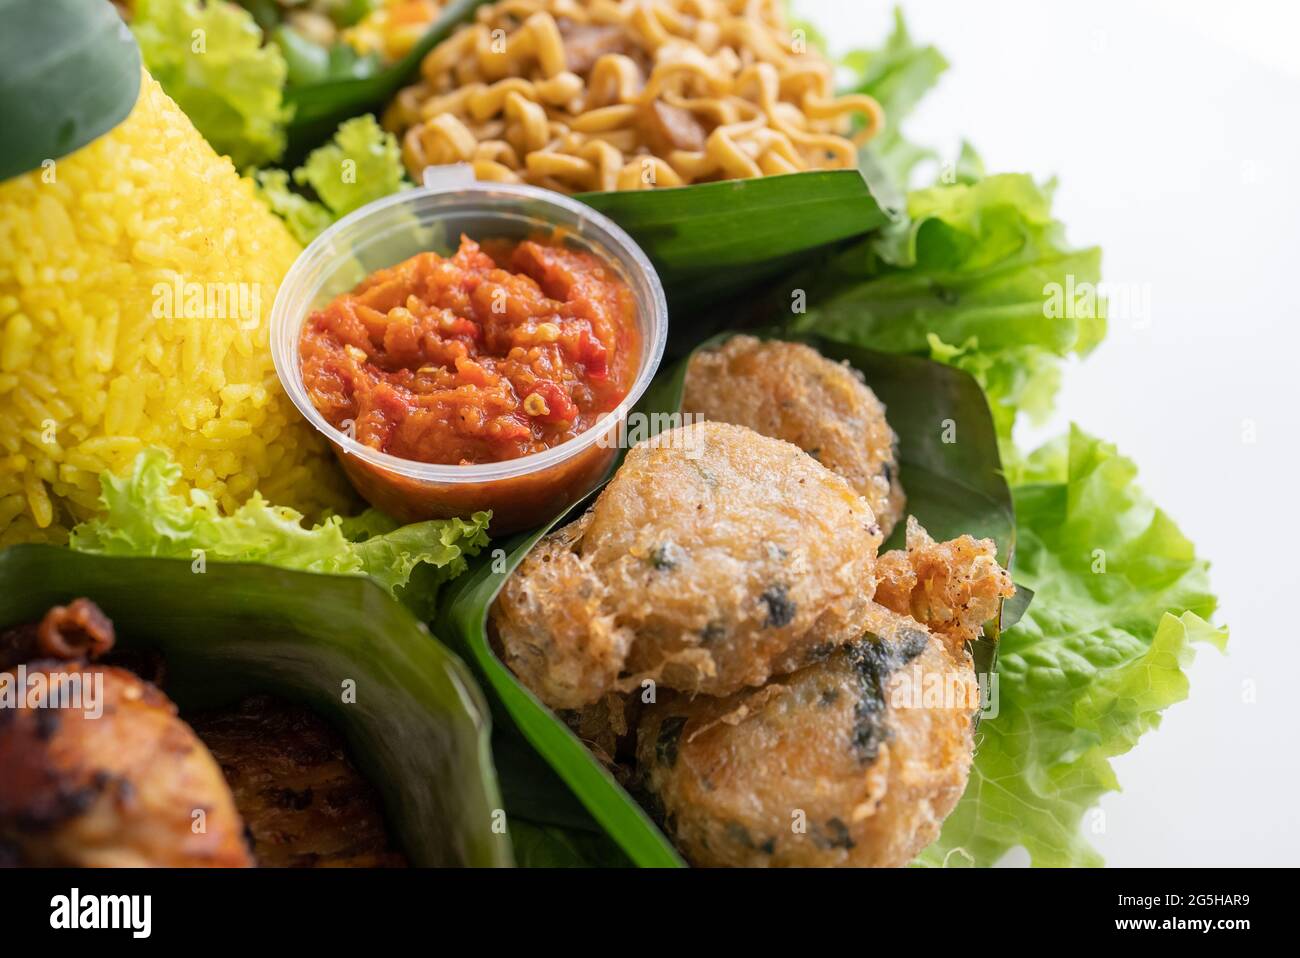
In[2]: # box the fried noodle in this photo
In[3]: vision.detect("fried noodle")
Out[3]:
[385,0,883,192]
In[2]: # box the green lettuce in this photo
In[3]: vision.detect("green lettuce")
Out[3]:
[255,113,408,243]
[811,11,1102,442]
[916,427,1227,867]
[813,17,1227,866]
[295,114,406,219]
[788,170,1105,441]
[253,167,333,244]
[132,0,290,169]
[68,449,489,607]
[842,7,950,188]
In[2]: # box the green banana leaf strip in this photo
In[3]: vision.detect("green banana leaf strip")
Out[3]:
[0,545,509,868]
[0,0,141,182]
[577,170,894,331]
[489,725,635,866]
[436,499,682,868]
[284,0,491,158]
[1000,583,1034,633]
[437,336,1016,865]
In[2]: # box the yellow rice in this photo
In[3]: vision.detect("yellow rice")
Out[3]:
[0,71,350,545]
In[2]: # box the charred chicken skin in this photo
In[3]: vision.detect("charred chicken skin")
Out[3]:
[190,696,406,868]
[0,600,405,868]
[0,600,253,868]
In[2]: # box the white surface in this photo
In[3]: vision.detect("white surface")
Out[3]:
[798,0,1300,866]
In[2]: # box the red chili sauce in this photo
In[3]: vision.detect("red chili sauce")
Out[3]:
[299,236,640,465]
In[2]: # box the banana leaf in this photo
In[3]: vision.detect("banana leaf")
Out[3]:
[579,170,895,326]
[436,336,1015,865]
[804,336,1014,558]
[0,545,510,868]
[0,0,141,181]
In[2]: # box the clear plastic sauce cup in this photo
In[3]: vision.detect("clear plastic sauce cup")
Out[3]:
[271,170,669,534]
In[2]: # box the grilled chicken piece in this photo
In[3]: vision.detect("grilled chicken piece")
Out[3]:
[1,601,404,868]
[190,696,407,868]
[0,602,253,868]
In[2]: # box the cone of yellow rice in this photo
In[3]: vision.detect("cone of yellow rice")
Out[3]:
[0,70,350,545]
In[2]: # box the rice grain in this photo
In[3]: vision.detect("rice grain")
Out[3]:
[0,71,351,544]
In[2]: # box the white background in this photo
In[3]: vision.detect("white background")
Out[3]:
[798,0,1300,866]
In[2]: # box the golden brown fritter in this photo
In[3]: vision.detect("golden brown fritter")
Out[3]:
[0,631,254,868]
[490,420,883,709]
[683,336,906,538]
[490,511,633,710]
[190,696,406,868]
[636,607,977,868]
[874,517,1015,657]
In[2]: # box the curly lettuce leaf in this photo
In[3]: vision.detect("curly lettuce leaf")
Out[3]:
[68,449,489,603]
[253,167,333,244]
[788,170,1104,440]
[132,0,290,168]
[254,113,408,242]
[819,12,1100,440]
[826,10,1225,870]
[916,427,1227,867]
[341,508,494,619]
[294,113,406,219]
[841,7,950,188]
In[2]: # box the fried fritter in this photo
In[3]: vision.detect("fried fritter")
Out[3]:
[491,512,632,710]
[490,420,883,709]
[683,335,906,538]
[636,607,977,867]
[874,517,1015,657]
[190,695,406,868]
